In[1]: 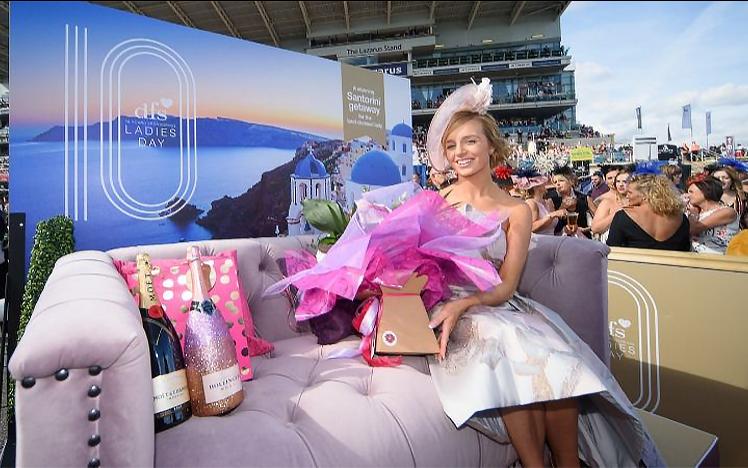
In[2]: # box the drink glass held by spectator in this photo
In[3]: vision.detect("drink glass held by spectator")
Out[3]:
[606,174,690,251]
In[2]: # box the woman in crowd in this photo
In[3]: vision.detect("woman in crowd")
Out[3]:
[659,164,684,193]
[513,169,566,235]
[424,79,662,467]
[606,174,690,251]
[591,168,631,242]
[549,166,592,237]
[711,166,746,228]
[687,175,740,254]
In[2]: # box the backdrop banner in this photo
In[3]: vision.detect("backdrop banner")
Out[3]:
[11,1,412,264]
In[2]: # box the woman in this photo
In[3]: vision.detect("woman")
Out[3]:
[686,176,740,254]
[606,174,690,251]
[549,167,592,237]
[712,166,746,228]
[591,169,631,242]
[513,169,566,235]
[659,164,683,193]
[424,79,661,467]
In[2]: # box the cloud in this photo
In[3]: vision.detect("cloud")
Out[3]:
[574,61,612,82]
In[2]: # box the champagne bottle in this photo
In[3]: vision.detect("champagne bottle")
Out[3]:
[136,253,192,432]
[183,246,244,416]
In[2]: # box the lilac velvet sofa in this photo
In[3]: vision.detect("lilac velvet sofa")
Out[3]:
[9,234,609,467]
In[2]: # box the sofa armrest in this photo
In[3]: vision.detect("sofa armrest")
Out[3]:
[9,251,154,467]
[518,235,610,366]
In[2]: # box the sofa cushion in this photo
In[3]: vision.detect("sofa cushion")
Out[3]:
[114,250,272,380]
[153,335,516,467]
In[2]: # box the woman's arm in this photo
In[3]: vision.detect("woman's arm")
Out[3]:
[689,207,738,235]
[527,199,562,233]
[591,198,617,234]
[605,211,626,247]
[587,195,598,216]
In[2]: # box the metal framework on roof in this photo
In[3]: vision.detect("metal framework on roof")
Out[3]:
[0,1,571,85]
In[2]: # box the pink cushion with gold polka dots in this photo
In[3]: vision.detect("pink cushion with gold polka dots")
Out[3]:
[115,250,273,381]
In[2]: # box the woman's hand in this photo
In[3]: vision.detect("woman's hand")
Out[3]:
[428,298,474,360]
[549,208,567,219]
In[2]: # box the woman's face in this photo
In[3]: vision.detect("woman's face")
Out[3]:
[552,175,572,195]
[605,170,619,189]
[443,119,491,178]
[615,172,630,195]
[626,182,645,206]
[687,184,706,206]
[713,170,732,191]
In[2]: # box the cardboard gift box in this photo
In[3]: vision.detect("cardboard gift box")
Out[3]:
[373,274,440,356]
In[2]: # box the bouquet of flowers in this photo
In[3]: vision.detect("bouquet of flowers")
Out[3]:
[266,182,507,365]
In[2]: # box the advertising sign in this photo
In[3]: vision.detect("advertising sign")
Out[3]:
[11,2,412,261]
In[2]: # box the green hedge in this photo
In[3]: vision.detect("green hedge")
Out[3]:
[9,215,74,409]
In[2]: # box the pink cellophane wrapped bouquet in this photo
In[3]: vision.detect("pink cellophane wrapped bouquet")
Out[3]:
[266,182,507,321]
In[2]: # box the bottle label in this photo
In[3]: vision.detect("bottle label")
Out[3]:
[202,364,242,404]
[152,369,190,414]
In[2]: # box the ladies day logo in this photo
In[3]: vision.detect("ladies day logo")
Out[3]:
[64,26,197,221]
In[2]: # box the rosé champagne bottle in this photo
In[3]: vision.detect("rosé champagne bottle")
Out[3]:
[183,246,244,416]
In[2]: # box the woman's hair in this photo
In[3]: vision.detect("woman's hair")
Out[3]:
[629,174,684,217]
[551,166,577,187]
[714,166,745,200]
[441,110,510,168]
[689,176,723,202]
[659,164,682,182]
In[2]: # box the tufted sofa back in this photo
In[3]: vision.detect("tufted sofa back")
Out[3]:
[108,234,610,364]
[108,236,316,343]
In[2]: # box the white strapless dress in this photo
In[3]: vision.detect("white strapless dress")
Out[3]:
[427,204,663,467]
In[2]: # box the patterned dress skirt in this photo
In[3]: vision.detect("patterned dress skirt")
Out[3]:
[428,289,664,467]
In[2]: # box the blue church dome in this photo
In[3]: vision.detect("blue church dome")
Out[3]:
[351,150,401,186]
[294,150,328,178]
[391,123,413,139]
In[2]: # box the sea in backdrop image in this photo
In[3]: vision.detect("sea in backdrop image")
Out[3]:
[10,1,412,266]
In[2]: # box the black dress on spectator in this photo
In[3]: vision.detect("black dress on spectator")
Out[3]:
[548,189,590,236]
[606,211,690,251]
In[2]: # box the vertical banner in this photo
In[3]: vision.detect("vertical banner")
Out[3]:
[681,104,692,129]
[10,2,412,262]
[635,106,642,130]
[705,111,712,135]
[341,64,387,147]
[725,136,735,157]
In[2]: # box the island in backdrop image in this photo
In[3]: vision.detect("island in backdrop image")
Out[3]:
[10,1,412,264]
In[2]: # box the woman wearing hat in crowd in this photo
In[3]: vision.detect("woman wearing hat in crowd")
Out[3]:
[513,166,566,235]
[424,78,663,467]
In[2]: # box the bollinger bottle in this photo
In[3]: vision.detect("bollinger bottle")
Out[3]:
[136,253,192,432]
[183,246,244,416]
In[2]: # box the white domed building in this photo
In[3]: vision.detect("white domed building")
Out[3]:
[387,123,413,181]
[287,149,332,236]
[345,149,402,212]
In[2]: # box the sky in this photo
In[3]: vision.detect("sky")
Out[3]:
[562,1,748,147]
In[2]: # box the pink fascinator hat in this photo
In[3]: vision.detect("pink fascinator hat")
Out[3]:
[511,164,549,190]
[426,78,493,172]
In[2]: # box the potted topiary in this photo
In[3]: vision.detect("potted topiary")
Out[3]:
[301,199,353,261]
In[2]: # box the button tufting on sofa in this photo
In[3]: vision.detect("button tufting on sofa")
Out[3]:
[21,377,35,388]
[88,434,101,447]
[54,368,69,381]
[88,408,100,421]
[87,457,101,468]
[87,385,101,398]
[88,366,102,376]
